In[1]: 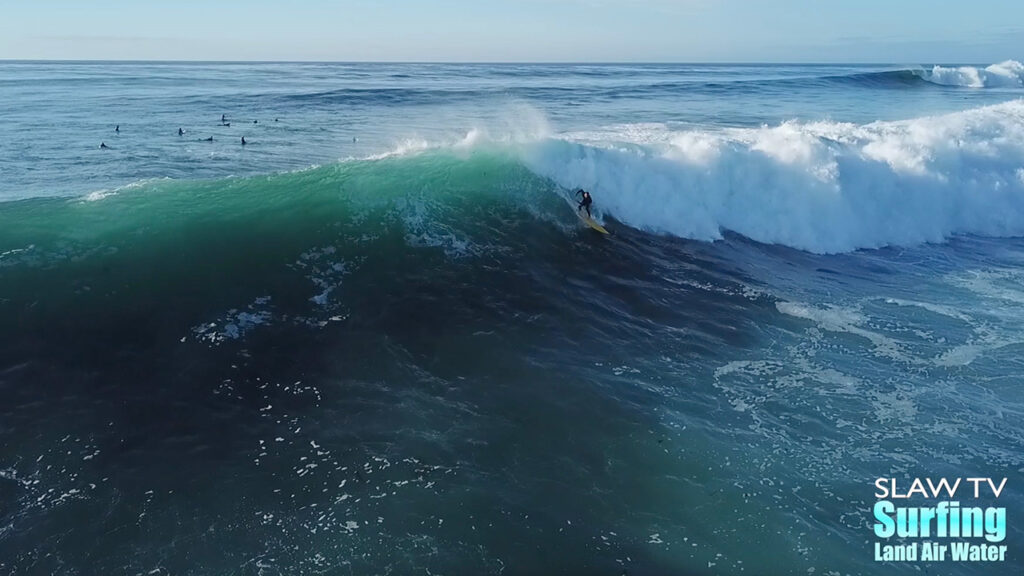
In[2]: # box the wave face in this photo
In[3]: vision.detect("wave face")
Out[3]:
[528,100,1024,253]
[914,60,1024,88]
[0,151,573,356]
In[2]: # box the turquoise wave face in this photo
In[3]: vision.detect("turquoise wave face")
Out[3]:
[0,150,562,342]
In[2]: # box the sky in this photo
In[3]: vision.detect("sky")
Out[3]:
[0,0,1020,63]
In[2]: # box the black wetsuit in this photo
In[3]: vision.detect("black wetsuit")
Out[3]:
[576,189,593,217]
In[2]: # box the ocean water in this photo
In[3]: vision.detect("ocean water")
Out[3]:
[1,61,1023,575]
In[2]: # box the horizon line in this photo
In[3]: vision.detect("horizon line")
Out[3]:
[0,57,999,65]
[0,58,988,67]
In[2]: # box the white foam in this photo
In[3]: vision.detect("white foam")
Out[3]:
[776,301,913,363]
[881,298,973,323]
[365,138,432,161]
[363,103,551,161]
[917,60,1024,88]
[75,177,174,203]
[934,344,986,367]
[523,100,1024,253]
[0,245,34,260]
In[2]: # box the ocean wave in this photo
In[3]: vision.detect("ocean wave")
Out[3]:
[265,62,1024,109]
[760,61,1023,91]
[524,99,1024,253]
[616,61,1023,93]
[820,69,924,88]
[5,100,1024,261]
[913,60,1024,88]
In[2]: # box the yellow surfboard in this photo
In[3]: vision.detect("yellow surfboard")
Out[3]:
[577,211,610,234]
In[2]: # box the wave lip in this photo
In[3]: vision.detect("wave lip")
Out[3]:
[915,60,1024,88]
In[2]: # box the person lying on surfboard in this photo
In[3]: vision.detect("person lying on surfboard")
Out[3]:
[576,189,593,217]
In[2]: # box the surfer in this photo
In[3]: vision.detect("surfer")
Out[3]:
[221,114,226,123]
[100,142,109,149]
[204,136,213,142]
[241,136,246,145]
[115,125,119,133]
[576,189,593,217]
[178,127,184,136]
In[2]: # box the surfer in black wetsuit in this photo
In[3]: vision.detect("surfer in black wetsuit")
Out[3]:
[100,142,109,149]
[576,189,593,217]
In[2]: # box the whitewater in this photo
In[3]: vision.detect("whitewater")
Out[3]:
[526,99,1024,253]
[1,61,1023,576]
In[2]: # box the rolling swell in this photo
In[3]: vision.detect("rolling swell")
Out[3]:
[266,61,1024,110]
[271,63,1022,107]
[0,149,755,365]
[821,68,926,88]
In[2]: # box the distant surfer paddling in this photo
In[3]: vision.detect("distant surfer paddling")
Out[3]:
[576,189,593,217]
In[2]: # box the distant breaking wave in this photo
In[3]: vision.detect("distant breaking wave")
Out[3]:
[913,60,1024,88]
[815,60,1024,90]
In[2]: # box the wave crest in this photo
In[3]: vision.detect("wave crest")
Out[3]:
[523,100,1024,253]
[915,60,1024,88]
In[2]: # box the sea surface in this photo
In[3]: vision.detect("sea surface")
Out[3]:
[1,61,1024,575]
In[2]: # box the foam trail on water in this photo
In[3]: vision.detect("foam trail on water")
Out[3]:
[523,100,1024,253]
